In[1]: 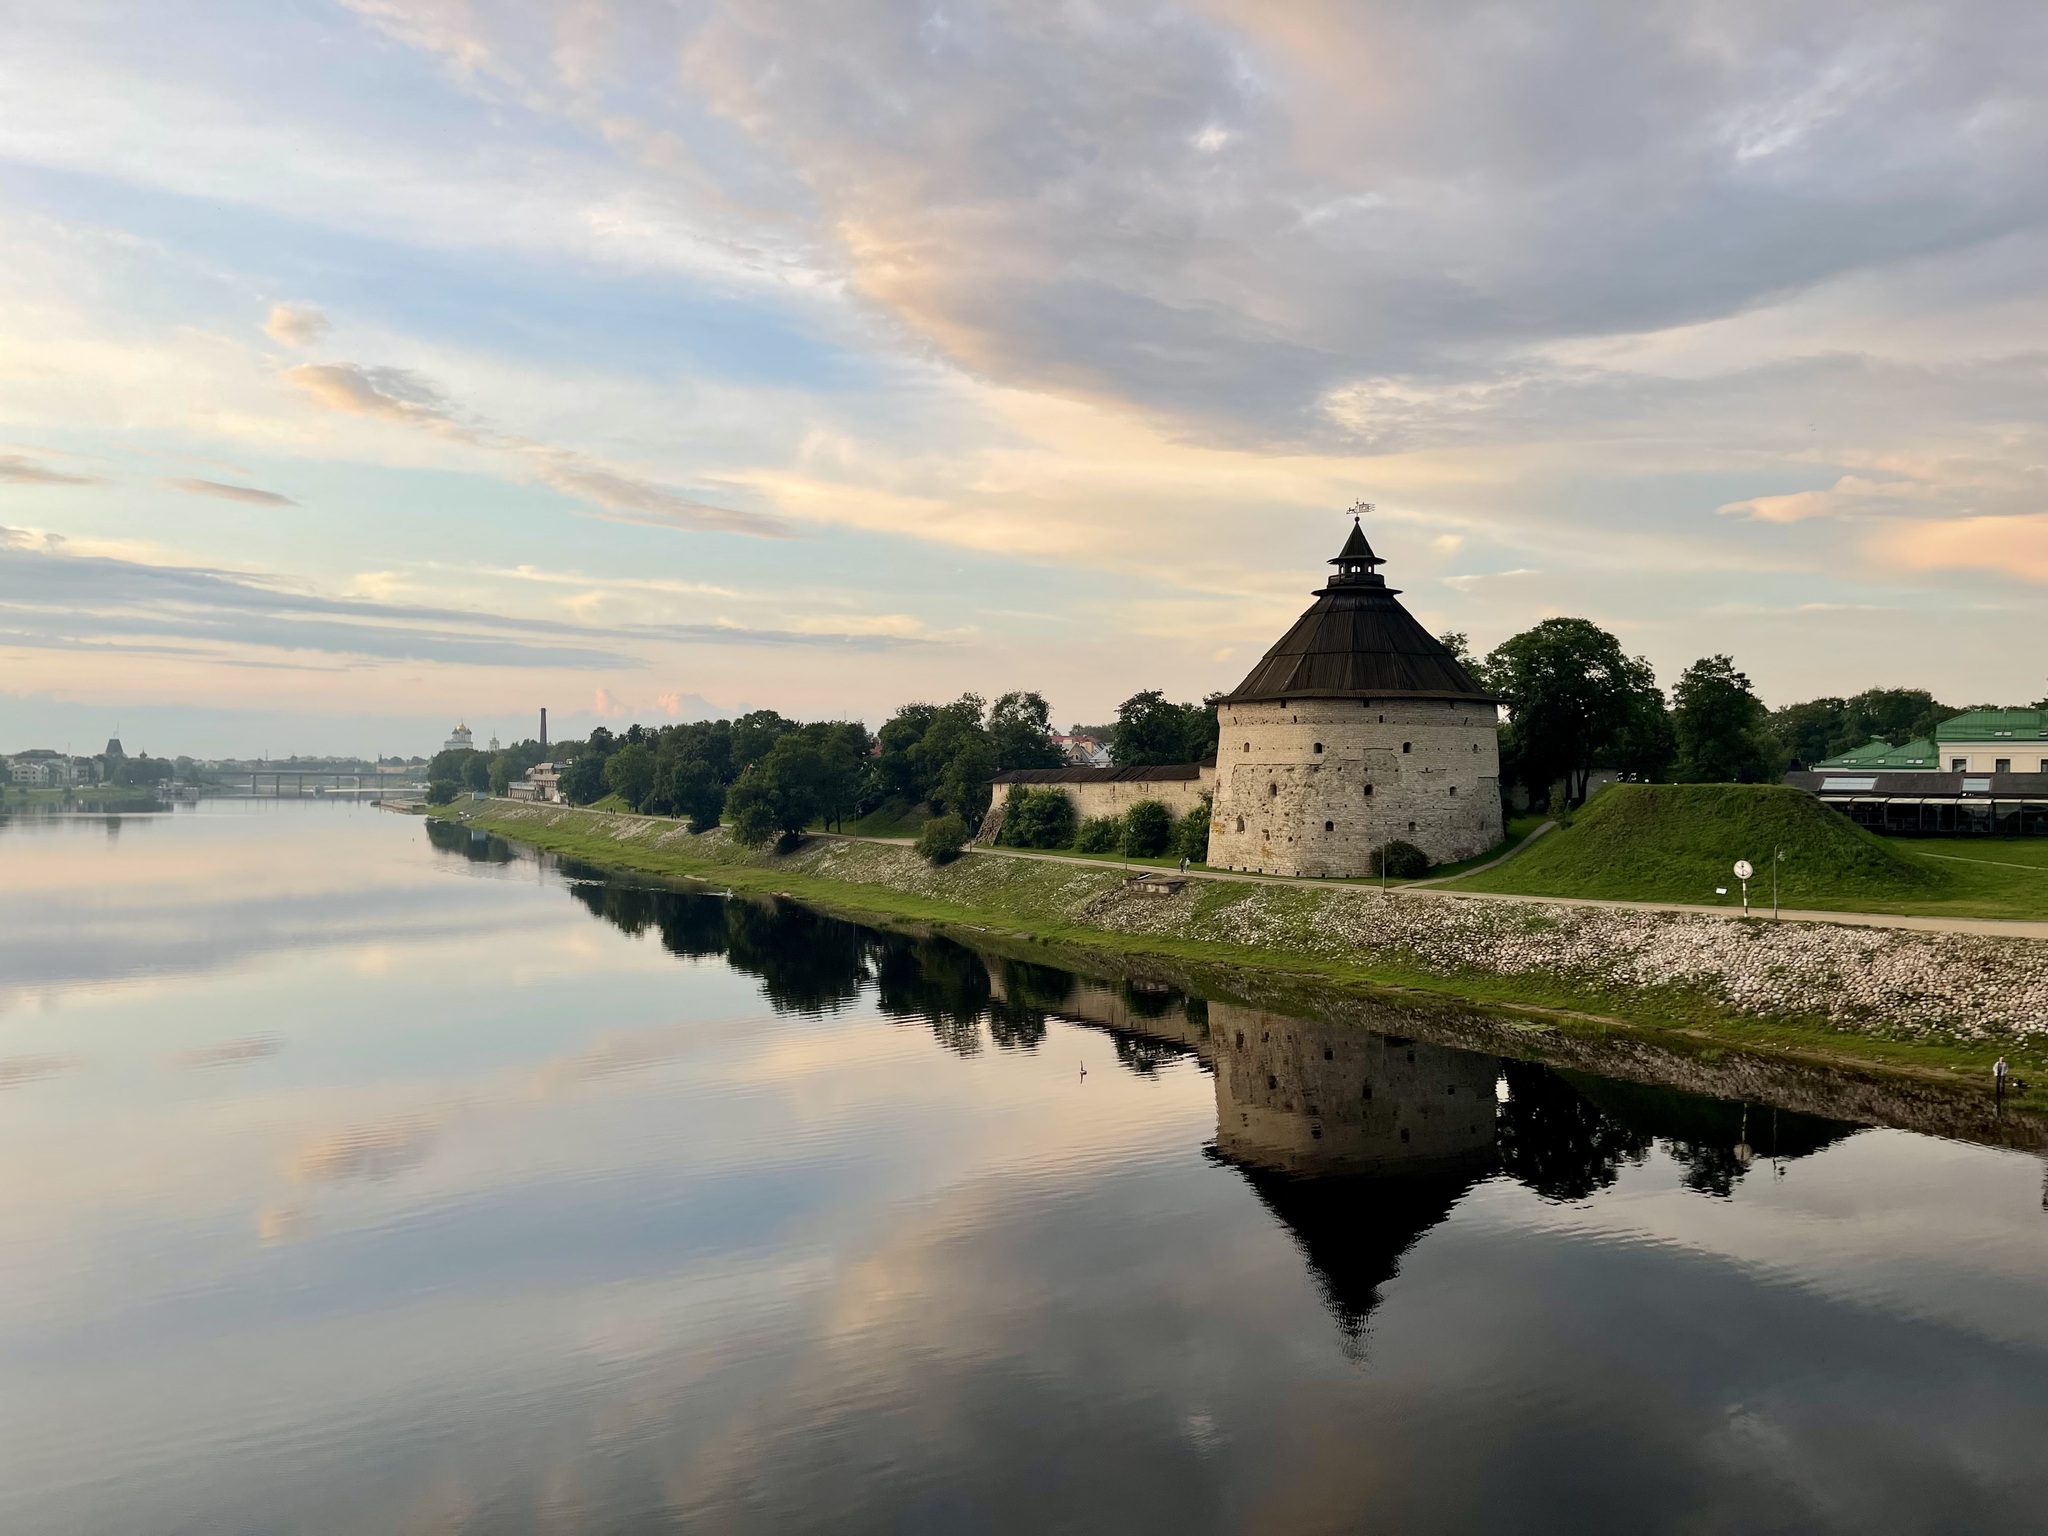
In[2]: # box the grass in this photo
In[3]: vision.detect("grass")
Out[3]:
[837,797,933,838]
[1441,783,2048,921]
[439,798,2048,1093]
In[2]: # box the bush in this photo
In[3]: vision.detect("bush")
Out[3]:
[915,813,969,864]
[1171,799,1210,863]
[425,778,459,806]
[1074,815,1122,853]
[1122,799,1174,857]
[1370,840,1432,879]
[999,786,1077,849]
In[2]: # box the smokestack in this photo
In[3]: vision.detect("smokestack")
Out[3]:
[540,707,548,751]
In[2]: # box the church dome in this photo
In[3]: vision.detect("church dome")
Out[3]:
[1220,518,1494,704]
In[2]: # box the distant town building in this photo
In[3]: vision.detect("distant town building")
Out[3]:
[1051,733,1111,767]
[443,722,475,753]
[486,735,501,752]
[506,763,562,803]
[104,737,124,759]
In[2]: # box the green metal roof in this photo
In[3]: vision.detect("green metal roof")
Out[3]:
[1934,709,2048,743]
[1812,737,1938,771]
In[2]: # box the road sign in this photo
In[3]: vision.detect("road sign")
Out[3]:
[1733,860,1753,880]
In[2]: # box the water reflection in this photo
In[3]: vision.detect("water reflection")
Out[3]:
[549,864,1867,1349]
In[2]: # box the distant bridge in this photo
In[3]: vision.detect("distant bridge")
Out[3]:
[230,770,421,800]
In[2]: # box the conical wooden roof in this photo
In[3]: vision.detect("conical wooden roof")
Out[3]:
[1220,524,1494,704]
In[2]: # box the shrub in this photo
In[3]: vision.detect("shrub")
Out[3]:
[1074,815,1122,853]
[425,778,459,806]
[915,813,969,864]
[1000,786,1077,849]
[1370,840,1432,879]
[1171,799,1210,863]
[1122,799,1174,857]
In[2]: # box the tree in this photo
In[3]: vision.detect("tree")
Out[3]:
[799,720,873,830]
[725,734,828,848]
[1075,816,1121,853]
[729,710,798,775]
[1672,655,1781,783]
[559,752,608,805]
[915,814,969,864]
[664,757,726,832]
[999,786,1077,849]
[903,695,996,828]
[1121,799,1175,856]
[1485,618,1668,807]
[1110,690,1217,766]
[1172,798,1211,863]
[604,741,658,808]
[425,777,459,805]
[987,691,1065,770]
[1766,687,1957,766]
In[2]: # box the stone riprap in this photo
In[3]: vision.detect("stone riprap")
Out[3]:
[461,803,2048,1044]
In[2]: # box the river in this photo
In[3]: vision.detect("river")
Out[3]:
[2,801,2045,1534]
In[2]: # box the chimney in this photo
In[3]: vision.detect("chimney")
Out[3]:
[540,707,548,751]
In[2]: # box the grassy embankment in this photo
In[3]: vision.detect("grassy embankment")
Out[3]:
[444,796,2048,1087]
[1441,783,2048,921]
[0,784,168,809]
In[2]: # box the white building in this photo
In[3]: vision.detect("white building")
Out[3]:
[443,722,475,753]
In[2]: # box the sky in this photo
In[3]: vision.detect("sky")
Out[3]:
[4,0,2047,758]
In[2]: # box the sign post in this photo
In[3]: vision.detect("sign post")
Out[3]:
[1734,859,1753,916]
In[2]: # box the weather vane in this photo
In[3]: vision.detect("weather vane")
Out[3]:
[1348,499,1374,521]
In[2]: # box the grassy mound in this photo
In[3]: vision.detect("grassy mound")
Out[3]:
[1447,784,1947,909]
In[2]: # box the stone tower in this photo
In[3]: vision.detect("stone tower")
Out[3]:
[1206,517,1502,875]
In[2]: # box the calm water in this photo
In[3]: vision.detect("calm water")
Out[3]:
[4,803,2047,1535]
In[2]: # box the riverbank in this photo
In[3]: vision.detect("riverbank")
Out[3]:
[445,799,2048,1090]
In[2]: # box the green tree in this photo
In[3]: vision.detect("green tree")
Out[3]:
[425,777,459,805]
[1121,799,1175,856]
[663,757,726,831]
[799,720,874,830]
[1110,690,1218,766]
[1171,798,1211,863]
[999,786,1077,849]
[987,691,1065,770]
[914,813,969,864]
[729,710,798,775]
[1672,656,1781,783]
[603,741,658,808]
[1485,618,1668,807]
[1074,815,1122,853]
[1766,697,1847,768]
[725,734,827,848]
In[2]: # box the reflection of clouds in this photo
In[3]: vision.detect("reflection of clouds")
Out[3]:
[292,1117,438,1183]
[0,1055,73,1087]
[173,1037,279,1069]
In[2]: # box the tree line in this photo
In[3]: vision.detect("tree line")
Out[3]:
[425,687,1221,846]
[1445,617,2036,809]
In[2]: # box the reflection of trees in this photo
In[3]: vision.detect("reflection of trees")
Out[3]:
[985,1002,1048,1052]
[872,933,994,1056]
[1000,958,1074,1013]
[1112,1032,1187,1077]
[724,901,867,1015]
[1119,978,1183,1019]
[1564,1074,1856,1198]
[1494,1059,1653,1202]
[424,819,515,863]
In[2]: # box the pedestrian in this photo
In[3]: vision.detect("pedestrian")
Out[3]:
[1178,855,1188,874]
[1995,1056,2010,1095]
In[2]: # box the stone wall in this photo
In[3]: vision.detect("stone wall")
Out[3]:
[979,767,1214,843]
[1206,697,1502,875]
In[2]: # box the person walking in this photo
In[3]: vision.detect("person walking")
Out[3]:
[1995,1056,2010,1096]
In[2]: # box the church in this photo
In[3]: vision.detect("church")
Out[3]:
[1203,516,1503,876]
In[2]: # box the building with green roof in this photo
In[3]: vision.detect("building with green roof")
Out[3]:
[1811,738,1938,773]
[1933,709,2048,775]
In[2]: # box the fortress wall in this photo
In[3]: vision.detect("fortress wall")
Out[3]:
[1206,698,1502,875]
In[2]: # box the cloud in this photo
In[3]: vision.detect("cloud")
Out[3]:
[167,477,296,507]
[263,302,330,347]
[283,361,792,537]
[1718,476,1927,524]
[0,454,100,486]
[282,361,466,434]
[1869,513,2048,582]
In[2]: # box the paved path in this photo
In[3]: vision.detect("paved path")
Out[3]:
[836,834,2048,942]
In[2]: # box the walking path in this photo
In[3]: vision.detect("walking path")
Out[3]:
[838,834,2048,942]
